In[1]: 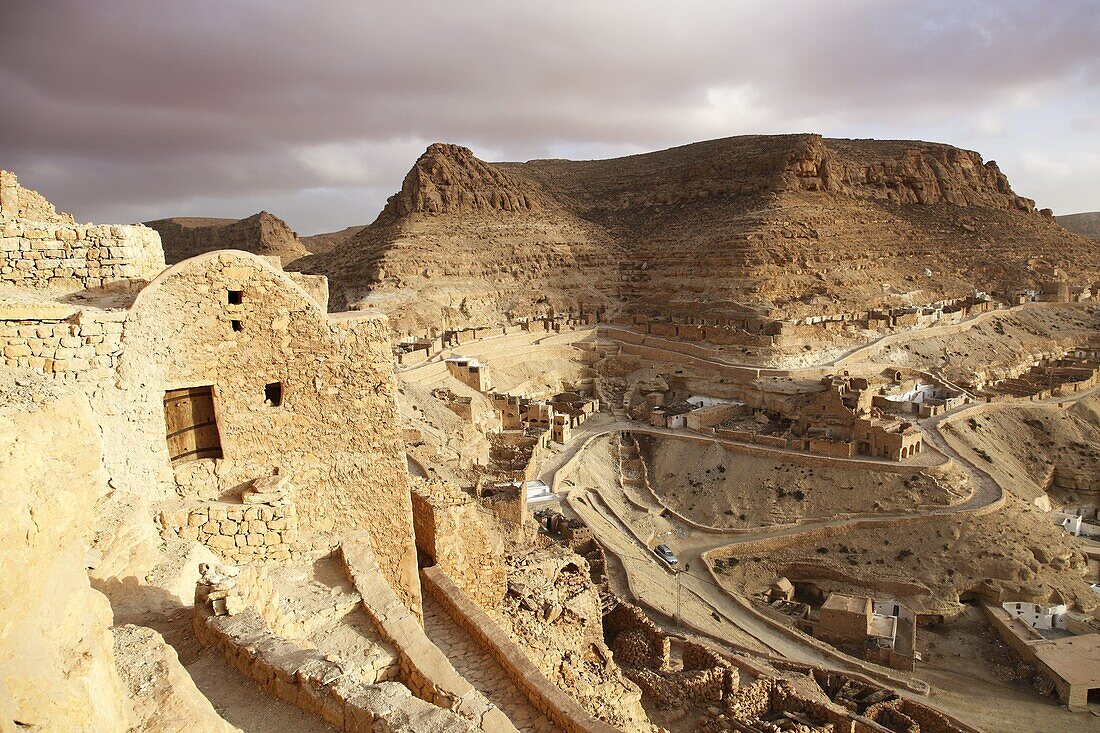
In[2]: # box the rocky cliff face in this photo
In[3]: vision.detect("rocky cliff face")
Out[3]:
[378,143,540,221]
[145,211,309,265]
[787,136,1035,210]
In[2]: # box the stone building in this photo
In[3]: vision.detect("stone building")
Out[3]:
[0,175,421,610]
[111,251,420,608]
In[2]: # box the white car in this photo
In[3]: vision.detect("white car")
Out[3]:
[654,544,678,565]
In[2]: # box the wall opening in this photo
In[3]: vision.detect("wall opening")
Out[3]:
[264,381,283,407]
[227,289,243,305]
[163,386,223,464]
[231,319,243,332]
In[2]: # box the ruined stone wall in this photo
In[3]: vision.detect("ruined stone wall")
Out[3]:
[0,389,129,731]
[0,171,165,291]
[603,602,671,670]
[409,478,507,609]
[0,220,165,291]
[422,565,622,733]
[0,309,126,379]
[101,251,419,609]
[0,170,73,223]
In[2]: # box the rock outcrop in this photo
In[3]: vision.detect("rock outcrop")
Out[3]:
[378,143,540,220]
[145,212,309,266]
[0,384,128,732]
[292,144,622,336]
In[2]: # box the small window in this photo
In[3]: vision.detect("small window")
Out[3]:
[227,290,243,305]
[264,382,283,407]
[231,320,243,332]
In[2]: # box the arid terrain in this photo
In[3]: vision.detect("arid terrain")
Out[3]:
[3,130,1099,733]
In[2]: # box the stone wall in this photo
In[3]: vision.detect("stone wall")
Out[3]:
[193,568,471,733]
[0,170,166,292]
[156,476,301,563]
[339,533,518,732]
[422,565,623,733]
[409,478,507,609]
[0,170,72,223]
[0,308,125,379]
[603,600,670,670]
[0,221,165,291]
[100,251,420,610]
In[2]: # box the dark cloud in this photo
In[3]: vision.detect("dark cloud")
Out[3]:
[2,0,1098,232]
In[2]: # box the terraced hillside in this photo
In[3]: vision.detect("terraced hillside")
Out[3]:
[295,135,1100,334]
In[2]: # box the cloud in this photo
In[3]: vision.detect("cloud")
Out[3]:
[1,0,1098,232]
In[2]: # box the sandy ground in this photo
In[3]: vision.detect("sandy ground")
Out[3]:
[711,487,1096,615]
[639,434,968,528]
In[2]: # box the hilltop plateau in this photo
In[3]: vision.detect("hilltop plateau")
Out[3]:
[146,212,310,266]
[1057,211,1100,239]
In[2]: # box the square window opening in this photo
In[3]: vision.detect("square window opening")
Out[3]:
[227,289,243,305]
[264,382,283,407]
[231,320,243,332]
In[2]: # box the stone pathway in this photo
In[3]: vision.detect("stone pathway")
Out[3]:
[421,594,562,733]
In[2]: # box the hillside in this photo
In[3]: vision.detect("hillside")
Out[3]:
[293,135,1100,335]
[145,211,309,265]
[1057,211,1100,239]
[301,224,367,255]
[291,143,623,336]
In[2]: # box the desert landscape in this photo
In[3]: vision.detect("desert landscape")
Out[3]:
[2,4,1100,733]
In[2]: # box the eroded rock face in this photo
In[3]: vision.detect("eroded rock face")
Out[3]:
[785,135,1035,210]
[380,143,540,220]
[0,387,128,732]
[145,212,310,266]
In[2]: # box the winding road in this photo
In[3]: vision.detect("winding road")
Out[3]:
[541,375,1098,696]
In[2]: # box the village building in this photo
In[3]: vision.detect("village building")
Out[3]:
[814,593,917,671]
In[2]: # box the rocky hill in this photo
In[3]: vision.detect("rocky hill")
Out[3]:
[145,211,309,266]
[292,143,623,336]
[294,136,1100,334]
[1057,211,1100,239]
[301,224,367,256]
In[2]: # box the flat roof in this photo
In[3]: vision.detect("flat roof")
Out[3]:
[822,594,870,615]
[1031,634,1100,687]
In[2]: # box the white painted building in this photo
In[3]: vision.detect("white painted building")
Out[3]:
[1002,601,1068,630]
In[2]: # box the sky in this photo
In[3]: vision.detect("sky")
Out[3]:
[1,0,1098,235]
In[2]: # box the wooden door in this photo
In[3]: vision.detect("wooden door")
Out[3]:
[163,386,223,463]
